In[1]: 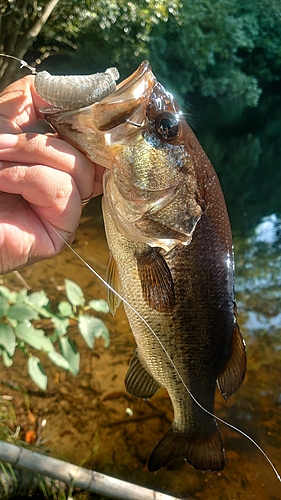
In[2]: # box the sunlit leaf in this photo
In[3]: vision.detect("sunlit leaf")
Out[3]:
[15,322,54,352]
[48,351,71,370]
[0,286,16,302]
[59,336,80,376]
[0,323,16,356]
[27,291,52,318]
[29,305,52,319]
[93,322,110,348]
[8,304,39,321]
[58,301,73,317]
[2,350,13,367]
[65,280,85,307]
[28,291,49,308]
[78,315,110,348]
[15,289,28,304]
[51,316,69,340]
[28,356,47,390]
[0,296,9,317]
[88,299,109,313]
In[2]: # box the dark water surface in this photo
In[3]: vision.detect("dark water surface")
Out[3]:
[1,92,281,500]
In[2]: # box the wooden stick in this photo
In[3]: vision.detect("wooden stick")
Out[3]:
[0,441,184,500]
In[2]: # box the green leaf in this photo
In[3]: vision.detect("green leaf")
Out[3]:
[0,286,17,303]
[50,316,69,340]
[78,315,110,348]
[59,336,80,376]
[0,323,16,356]
[65,280,85,307]
[8,304,39,321]
[0,296,9,317]
[48,351,71,370]
[15,322,54,353]
[27,291,52,318]
[28,291,49,308]
[88,299,109,313]
[8,318,17,329]
[2,350,13,367]
[29,304,52,319]
[15,289,28,304]
[58,301,73,317]
[28,356,47,390]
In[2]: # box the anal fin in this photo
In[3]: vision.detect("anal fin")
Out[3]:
[217,321,246,400]
[105,251,121,316]
[125,351,161,399]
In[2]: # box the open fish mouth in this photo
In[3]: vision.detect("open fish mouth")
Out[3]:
[84,60,157,132]
[44,61,157,167]
[44,61,156,127]
[103,60,156,105]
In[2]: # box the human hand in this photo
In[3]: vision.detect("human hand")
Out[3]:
[0,75,104,274]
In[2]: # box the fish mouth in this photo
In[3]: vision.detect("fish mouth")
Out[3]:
[44,61,157,166]
[93,61,157,129]
[47,61,157,131]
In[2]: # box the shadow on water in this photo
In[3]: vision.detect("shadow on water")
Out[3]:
[1,92,281,500]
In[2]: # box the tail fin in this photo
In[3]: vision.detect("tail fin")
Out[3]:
[147,423,225,472]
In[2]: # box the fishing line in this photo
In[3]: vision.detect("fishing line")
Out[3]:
[0,54,37,74]
[2,49,279,480]
[47,221,281,483]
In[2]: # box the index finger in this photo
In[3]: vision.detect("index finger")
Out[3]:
[0,75,49,132]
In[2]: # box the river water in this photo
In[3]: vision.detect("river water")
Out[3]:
[1,91,281,500]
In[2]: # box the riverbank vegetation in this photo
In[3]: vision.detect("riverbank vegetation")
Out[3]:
[1,0,280,105]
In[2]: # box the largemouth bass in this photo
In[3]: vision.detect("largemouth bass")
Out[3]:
[43,61,246,472]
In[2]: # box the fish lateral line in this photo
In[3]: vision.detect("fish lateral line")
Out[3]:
[46,220,281,483]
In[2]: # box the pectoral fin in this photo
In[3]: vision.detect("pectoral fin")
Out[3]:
[217,322,246,401]
[125,351,161,399]
[105,251,121,316]
[136,248,175,312]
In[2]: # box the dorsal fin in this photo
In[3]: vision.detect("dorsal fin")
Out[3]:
[136,248,175,312]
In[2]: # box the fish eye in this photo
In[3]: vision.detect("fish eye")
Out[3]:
[155,112,180,140]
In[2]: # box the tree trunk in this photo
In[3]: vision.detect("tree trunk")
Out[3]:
[0,0,61,91]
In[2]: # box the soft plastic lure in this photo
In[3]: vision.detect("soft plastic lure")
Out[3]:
[34,67,119,110]
[0,55,119,110]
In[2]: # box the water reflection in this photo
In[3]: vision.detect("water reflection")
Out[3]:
[192,91,281,237]
[235,213,281,335]
[254,214,281,244]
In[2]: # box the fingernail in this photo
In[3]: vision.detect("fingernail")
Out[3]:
[0,134,18,148]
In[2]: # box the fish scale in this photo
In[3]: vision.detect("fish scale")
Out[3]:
[43,60,246,473]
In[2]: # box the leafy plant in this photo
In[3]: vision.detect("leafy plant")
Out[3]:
[0,280,110,391]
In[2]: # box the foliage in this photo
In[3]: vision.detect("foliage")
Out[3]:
[195,90,281,236]
[1,0,281,104]
[0,0,177,87]
[53,0,281,106]
[0,280,110,391]
[147,0,263,106]
[238,0,281,85]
